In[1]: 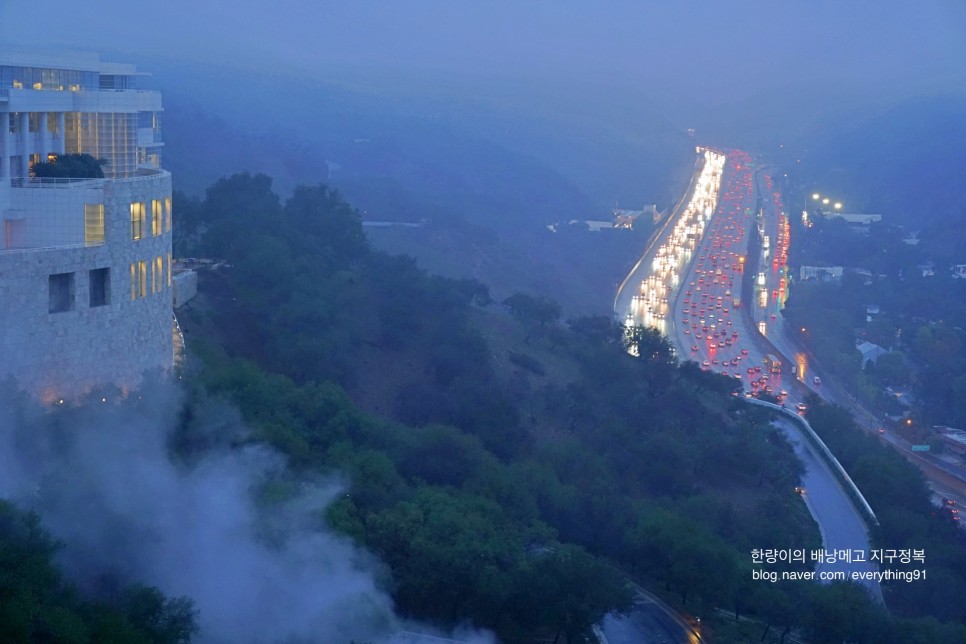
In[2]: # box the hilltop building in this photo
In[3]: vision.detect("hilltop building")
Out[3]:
[0,52,172,401]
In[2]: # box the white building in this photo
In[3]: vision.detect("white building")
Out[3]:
[799,265,843,282]
[856,340,888,367]
[0,52,172,401]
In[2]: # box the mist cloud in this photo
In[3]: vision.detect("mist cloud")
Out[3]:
[0,382,491,644]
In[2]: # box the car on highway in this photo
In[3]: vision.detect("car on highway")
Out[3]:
[813,376,822,385]
[797,403,807,413]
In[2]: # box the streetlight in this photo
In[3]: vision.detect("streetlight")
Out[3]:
[822,198,830,206]
[834,202,842,210]
[812,193,820,200]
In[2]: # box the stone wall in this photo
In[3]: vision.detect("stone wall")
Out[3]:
[0,171,173,400]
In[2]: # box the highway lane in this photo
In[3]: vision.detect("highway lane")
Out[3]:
[614,149,705,326]
[620,148,726,340]
[773,416,883,602]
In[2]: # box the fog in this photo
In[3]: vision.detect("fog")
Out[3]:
[3,2,964,110]
[0,383,492,644]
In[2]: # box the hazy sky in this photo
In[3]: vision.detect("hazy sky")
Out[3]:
[3,1,965,101]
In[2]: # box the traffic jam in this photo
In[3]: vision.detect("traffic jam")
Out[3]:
[628,147,803,411]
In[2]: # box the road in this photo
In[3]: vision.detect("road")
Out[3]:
[613,150,705,323]
[617,147,726,339]
[773,416,883,601]
[615,147,883,595]
[601,585,700,644]
[748,169,966,512]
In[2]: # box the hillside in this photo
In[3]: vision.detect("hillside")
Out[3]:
[172,172,918,641]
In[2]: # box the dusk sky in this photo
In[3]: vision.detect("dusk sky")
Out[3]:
[3,1,965,103]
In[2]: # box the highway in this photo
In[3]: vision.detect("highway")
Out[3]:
[613,148,884,615]
[747,171,966,511]
[613,150,705,325]
[773,415,884,602]
[617,147,726,340]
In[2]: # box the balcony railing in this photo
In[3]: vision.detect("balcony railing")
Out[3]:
[5,168,168,188]
[9,176,108,188]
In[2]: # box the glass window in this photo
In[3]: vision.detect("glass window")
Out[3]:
[154,256,163,293]
[84,204,104,245]
[130,202,145,240]
[164,196,172,232]
[151,199,162,236]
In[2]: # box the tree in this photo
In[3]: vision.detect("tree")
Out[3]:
[31,153,107,179]
[869,351,911,386]
[514,545,632,643]
[503,293,562,343]
[120,586,199,644]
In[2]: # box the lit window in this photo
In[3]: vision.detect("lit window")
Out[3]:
[164,196,172,232]
[130,261,147,299]
[167,252,172,286]
[84,204,104,245]
[153,256,163,293]
[151,199,162,236]
[130,202,145,240]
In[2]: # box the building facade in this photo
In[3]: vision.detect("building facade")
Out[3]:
[0,52,172,400]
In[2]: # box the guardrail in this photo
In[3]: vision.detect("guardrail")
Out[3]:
[745,397,879,528]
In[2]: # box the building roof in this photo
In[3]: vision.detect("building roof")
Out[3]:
[824,212,882,224]
[0,51,142,75]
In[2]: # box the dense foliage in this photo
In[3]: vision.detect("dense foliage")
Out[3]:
[785,212,966,428]
[0,500,197,644]
[174,173,879,641]
[803,398,966,623]
[31,153,106,179]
